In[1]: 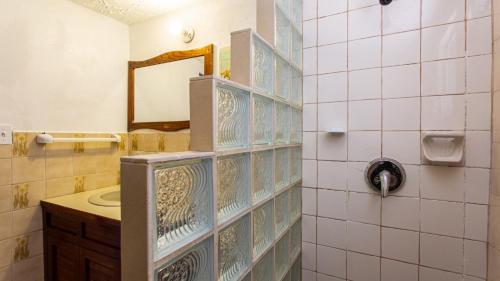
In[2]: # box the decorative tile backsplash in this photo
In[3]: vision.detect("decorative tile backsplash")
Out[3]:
[0,130,190,279]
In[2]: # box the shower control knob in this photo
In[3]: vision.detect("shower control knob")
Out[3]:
[365,158,405,198]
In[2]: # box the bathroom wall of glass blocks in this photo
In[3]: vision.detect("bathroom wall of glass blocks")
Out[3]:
[121,0,303,280]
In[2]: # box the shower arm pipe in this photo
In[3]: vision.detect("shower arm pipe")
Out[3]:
[36,133,121,144]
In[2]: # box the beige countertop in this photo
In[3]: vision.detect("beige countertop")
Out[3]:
[42,185,121,221]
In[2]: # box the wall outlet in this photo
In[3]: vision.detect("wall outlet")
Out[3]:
[0,125,13,145]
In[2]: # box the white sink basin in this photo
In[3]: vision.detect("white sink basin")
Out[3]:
[88,189,121,207]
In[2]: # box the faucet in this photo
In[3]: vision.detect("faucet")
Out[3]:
[365,158,406,198]
[378,170,392,198]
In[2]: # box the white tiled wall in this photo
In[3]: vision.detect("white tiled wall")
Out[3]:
[301,0,492,280]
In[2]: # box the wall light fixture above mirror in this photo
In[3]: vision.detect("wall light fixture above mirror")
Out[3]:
[128,44,214,132]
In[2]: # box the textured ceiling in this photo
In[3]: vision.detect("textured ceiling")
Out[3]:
[69,0,207,24]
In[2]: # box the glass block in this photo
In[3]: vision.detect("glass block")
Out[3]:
[253,35,275,95]
[290,184,301,221]
[275,232,290,281]
[290,257,301,281]
[218,215,251,281]
[290,219,301,260]
[252,249,274,281]
[290,147,302,183]
[154,158,213,260]
[276,56,291,100]
[275,7,291,58]
[275,190,290,236]
[253,94,274,145]
[275,102,291,144]
[291,30,302,69]
[217,83,250,149]
[217,153,251,224]
[290,68,302,105]
[252,150,274,204]
[275,147,291,190]
[155,237,214,281]
[276,0,291,18]
[291,0,302,30]
[253,200,274,259]
[290,108,302,144]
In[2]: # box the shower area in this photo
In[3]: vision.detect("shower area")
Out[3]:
[301,0,499,280]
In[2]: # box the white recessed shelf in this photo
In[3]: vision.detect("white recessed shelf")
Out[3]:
[421,131,465,166]
[325,128,346,134]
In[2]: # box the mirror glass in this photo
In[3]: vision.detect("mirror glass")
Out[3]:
[134,57,205,123]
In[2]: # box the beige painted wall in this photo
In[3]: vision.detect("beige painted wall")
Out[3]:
[0,0,129,133]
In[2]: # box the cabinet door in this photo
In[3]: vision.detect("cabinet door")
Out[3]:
[46,236,81,281]
[80,248,121,281]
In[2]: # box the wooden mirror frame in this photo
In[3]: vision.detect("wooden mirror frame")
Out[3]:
[128,44,214,132]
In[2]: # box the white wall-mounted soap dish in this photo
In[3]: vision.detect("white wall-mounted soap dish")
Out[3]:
[325,128,346,134]
[421,131,465,166]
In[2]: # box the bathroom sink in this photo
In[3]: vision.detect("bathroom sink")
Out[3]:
[88,190,121,207]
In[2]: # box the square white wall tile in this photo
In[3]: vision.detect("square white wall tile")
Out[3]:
[466,93,492,131]
[303,187,317,215]
[302,242,317,270]
[317,273,344,281]
[318,43,348,74]
[318,0,347,17]
[467,55,492,94]
[420,233,464,273]
[317,245,347,278]
[318,189,347,219]
[318,102,347,132]
[349,100,381,130]
[348,131,381,161]
[383,98,420,130]
[318,132,348,161]
[421,95,466,131]
[347,192,381,224]
[465,203,488,241]
[382,131,421,165]
[420,166,465,202]
[348,37,381,70]
[420,199,465,237]
[382,30,420,67]
[465,168,490,204]
[304,75,318,103]
[467,0,491,19]
[303,270,317,281]
[347,161,376,194]
[302,215,317,243]
[381,259,418,281]
[304,47,318,75]
[347,221,380,256]
[382,64,420,99]
[422,58,466,96]
[303,132,317,159]
[303,0,317,21]
[419,267,463,281]
[422,0,465,27]
[318,14,347,45]
[317,217,346,249]
[422,22,465,62]
[318,72,348,102]
[303,104,317,131]
[381,227,419,264]
[467,17,492,56]
[348,5,381,41]
[382,196,420,231]
[349,68,381,100]
[348,0,379,10]
[464,240,487,278]
[347,252,381,281]
[318,161,347,190]
[465,131,491,168]
[303,159,318,187]
[382,0,420,34]
[304,19,318,48]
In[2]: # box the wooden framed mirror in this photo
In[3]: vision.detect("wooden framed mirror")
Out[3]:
[128,44,214,132]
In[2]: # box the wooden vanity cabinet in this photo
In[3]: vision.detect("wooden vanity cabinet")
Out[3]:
[41,202,121,281]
